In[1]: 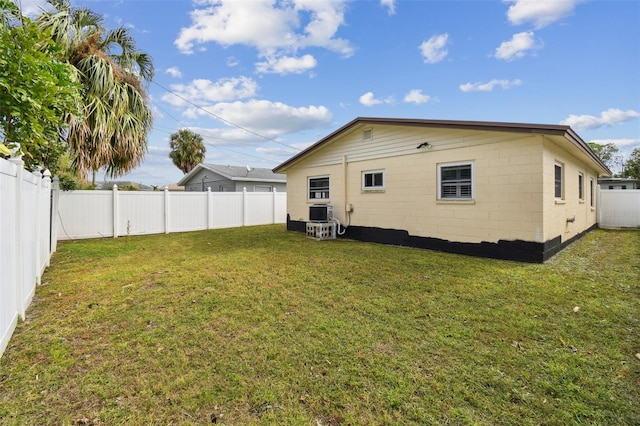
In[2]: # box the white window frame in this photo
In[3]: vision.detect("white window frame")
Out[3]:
[437,161,474,200]
[589,178,595,208]
[362,169,385,190]
[578,172,585,201]
[554,162,564,200]
[308,175,330,200]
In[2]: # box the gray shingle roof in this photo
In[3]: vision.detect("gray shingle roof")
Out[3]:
[199,164,286,182]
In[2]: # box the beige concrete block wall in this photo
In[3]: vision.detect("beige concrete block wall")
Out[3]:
[285,133,550,245]
[542,139,599,243]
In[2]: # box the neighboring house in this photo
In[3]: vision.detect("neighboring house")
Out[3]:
[178,163,287,192]
[273,117,611,263]
[166,183,185,191]
[598,177,640,190]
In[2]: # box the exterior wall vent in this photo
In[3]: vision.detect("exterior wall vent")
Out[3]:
[363,129,373,141]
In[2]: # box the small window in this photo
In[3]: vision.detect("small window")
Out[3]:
[589,178,594,207]
[554,163,564,199]
[363,129,373,141]
[438,162,473,199]
[362,170,384,190]
[309,176,330,200]
[578,172,584,200]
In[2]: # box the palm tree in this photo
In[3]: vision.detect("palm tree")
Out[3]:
[169,129,206,174]
[36,0,154,185]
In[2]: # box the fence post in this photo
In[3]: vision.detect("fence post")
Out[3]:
[597,184,601,226]
[34,170,42,285]
[243,187,248,227]
[113,184,119,238]
[42,170,52,269]
[207,187,213,229]
[272,188,277,224]
[51,176,60,253]
[10,157,25,320]
[164,186,170,234]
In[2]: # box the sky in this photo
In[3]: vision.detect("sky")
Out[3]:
[19,0,640,185]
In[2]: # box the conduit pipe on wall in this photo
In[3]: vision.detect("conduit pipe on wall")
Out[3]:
[342,154,349,217]
[338,154,350,236]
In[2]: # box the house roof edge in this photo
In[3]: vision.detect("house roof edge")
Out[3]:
[273,117,612,176]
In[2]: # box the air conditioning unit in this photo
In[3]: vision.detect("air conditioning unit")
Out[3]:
[309,204,333,222]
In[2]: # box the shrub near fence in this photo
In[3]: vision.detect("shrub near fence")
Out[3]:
[56,186,287,240]
[0,157,54,359]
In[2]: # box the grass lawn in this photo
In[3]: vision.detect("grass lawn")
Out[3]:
[0,226,638,425]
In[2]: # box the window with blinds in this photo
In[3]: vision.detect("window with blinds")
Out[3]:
[438,162,473,199]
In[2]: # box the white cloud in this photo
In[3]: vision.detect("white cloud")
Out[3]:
[459,79,522,92]
[359,92,395,107]
[190,100,332,136]
[15,0,50,17]
[560,108,640,131]
[165,67,182,78]
[359,92,382,107]
[255,54,318,75]
[161,76,258,106]
[494,31,542,61]
[504,0,579,29]
[256,146,300,157]
[148,145,171,155]
[175,0,353,59]
[381,0,396,15]
[590,138,640,148]
[403,89,431,104]
[419,34,449,64]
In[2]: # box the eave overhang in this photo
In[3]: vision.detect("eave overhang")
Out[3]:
[273,117,612,176]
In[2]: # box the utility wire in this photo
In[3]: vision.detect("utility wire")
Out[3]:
[152,80,302,152]
[149,99,287,165]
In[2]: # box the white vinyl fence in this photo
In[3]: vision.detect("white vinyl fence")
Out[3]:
[598,187,640,228]
[1,157,54,359]
[55,186,286,240]
[1,158,286,359]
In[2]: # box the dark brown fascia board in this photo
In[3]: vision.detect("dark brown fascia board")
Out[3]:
[273,117,610,174]
[273,117,362,173]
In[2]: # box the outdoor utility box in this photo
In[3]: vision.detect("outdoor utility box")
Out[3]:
[309,204,333,222]
[306,222,336,240]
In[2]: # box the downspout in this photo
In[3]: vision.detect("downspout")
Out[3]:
[343,155,348,217]
[333,155,349,235]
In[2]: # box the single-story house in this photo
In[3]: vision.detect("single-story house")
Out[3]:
[273,117,611,263]
[598,177,640,190]
[178,163,286,192]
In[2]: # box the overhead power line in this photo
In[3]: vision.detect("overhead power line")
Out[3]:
[148,99,281,166]
[152,80,302,152]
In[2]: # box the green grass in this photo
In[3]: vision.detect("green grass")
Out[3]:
[0,226,638,425]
